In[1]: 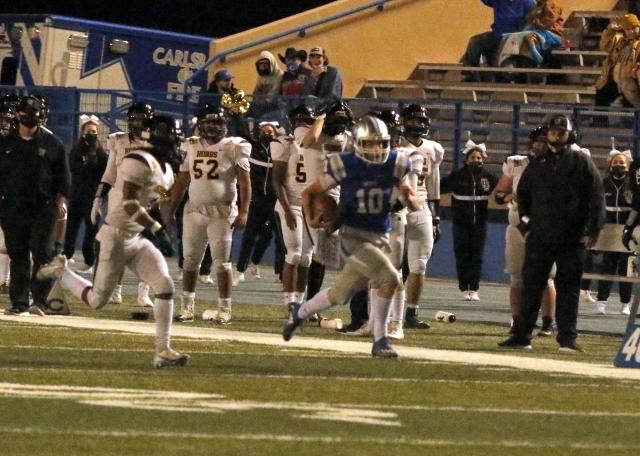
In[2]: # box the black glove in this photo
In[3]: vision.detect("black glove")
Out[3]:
[154,226,174,257]
[433,218,441,243]
[516,221,529,237]
[622,225,636,251]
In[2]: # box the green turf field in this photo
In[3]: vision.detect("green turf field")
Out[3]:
[1,298,639,456]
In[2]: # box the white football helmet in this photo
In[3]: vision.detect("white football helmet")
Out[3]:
[353,115,391,164]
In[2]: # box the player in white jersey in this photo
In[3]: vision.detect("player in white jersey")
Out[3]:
[38,116,189,368]
[90,102,156,307]
[272,106,315,311]
[494,125,556,336]
[168,105,251,324]
[298,100,354,301]
[389,104,443,336]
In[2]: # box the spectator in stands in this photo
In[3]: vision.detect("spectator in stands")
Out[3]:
[496,0,564,70]
[252,51,284,119]
[440,139,497,301]
[612,15,640,108]
[279,47,311,97]
[63,115,107,273]
[594,149,633,316]
[304,47,343,99]
[208,69,235,96]
[253,51,283,99]
[461,0,536,80]
[596,14,639,110]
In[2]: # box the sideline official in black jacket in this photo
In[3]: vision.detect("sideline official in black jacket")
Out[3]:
[441,141,497,299]
[502,115,605,351]
[0,95,70,314]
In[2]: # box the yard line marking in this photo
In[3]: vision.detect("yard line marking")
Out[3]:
[0,427,639,450]
[0,314,637,381]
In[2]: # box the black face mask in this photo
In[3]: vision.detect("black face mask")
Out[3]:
[548,140,568,152]
[257,67,270,76]
[468,161,483,172]
[611,165,628,178]
[19,114,38,129]
[84,133,98,146]
[259,133,274,145]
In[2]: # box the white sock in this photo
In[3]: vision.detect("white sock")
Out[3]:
[390,286,405,322]
[298,288,332,319]
[113,284,122,294]
[283,292,295,306]
[218,297,232,311]
[138,282,150,298]
[294,290,305,304]
[60,268,92,304]
[153,297,173,352]
[0,253,10,282]
[371,291,392,342]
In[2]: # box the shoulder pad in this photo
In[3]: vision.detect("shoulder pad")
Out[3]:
[187,136,200,144]
[110,131,126,138]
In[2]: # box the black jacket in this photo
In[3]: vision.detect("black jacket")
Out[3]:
[518,147,605,243]
[441,165,497,225]
[69,140,108,200]
[248,139,275,201]
[0,128,70,215]
[602,174,633,225]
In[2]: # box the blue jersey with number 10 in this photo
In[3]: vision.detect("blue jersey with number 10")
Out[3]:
[326,150,411,233]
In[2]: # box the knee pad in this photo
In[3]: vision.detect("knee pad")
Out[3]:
[299,254,312,268]
[214,259,232,273]
[152,275,175,297]
[285,252,301,266]
[409,259,428,275]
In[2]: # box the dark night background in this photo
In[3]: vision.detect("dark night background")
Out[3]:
[0,1,337,37]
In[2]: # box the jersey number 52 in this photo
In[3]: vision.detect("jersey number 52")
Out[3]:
[193,159,219,180]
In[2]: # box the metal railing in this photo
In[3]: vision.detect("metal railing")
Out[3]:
[3,85,637,172]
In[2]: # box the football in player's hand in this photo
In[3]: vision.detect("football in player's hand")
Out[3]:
[311,194,339,229]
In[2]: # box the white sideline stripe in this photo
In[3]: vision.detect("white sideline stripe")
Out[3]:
[0,315,637,381]
[0,427,638,450]
[1,365,635,391]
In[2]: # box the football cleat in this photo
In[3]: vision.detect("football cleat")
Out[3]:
[216,306,232,325]
[248,264,261,280]
[28,304,47,317]
[109,286,123,305]
[202,309,218,321]
[387,320,404,340]
[282,303,303,341]
[404,315,431,330]
[498,336,532,350]
[136,283,154,308]
[153,348,190,368]
[175,296,195,322]
[558,342,584,354]
[232,271,245,287]
[198,274,214,284]
[36,254,67,280]
[371,337,398,358]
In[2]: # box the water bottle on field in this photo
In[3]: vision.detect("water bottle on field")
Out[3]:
[435,311,456,322]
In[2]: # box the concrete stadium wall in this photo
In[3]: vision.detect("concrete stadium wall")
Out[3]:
[209,0,619,97]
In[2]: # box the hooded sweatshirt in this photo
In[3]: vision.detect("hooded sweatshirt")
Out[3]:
[252,51,284,98]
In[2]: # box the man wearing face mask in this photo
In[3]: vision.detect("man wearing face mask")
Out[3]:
[278,47,312,97]
[441,140,498,301]
[0,102,18,292]
[63,115,108,274]
[500,115,605,352]
[234,121,285,285]
[0,95,70,315]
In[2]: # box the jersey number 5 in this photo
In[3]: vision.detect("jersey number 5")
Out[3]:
[193,159,219,180]
[295,162,306,183]
[356,188,384,214]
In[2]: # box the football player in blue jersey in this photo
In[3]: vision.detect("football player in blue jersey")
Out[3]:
[283,116,421,358]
